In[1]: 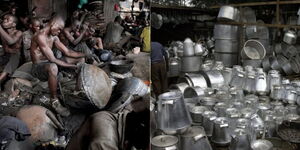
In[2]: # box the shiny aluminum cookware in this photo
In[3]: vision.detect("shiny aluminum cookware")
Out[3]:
[212,61,225,71]
[290,57,300,74]
[181,56,202,72]
[270,85,283,100]
[283,88,297,104]
[214,102,228,117]
[151,135,178,150]
[215,39,238,53]
[243,71,256,94]
[267,70,281,93]
[217,6,240,22]
[283,30,297,45]
[270,56,282,72]
[200,70,225,88]
[178,73,208,88]
[226,107,241,130]
[255,73,268,96]
[277,55,294,75]
[200,97,217,110]
[262,56,272,72]
[286,104,298,114]
[221,67,233,85]
[214,24,238,39]
[157,91,192,134]
[169,57,180,77]
[236,118,251,130]
[183,38,194,56]
[194,43,205,56]
[242,59,262,68]
[230,71,245,88]
[251,139,273,150]
[257,103,271,118]
[211,117,232,146]
[189,106,209,123]
[241,107,256,119]
[229,128,252,150]
[183,86,205,98]
[170,82,189,94]
[202,111,217,137]
[180,126,213,150]
[241,40,266,60]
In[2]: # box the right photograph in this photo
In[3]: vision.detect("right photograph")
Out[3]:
[150,0,300,150]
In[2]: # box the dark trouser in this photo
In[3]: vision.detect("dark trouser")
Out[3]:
[151,60,168,98]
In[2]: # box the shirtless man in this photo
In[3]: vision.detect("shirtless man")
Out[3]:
[22,18,41,62]
[31,16,85,116]
[0,14,22,89]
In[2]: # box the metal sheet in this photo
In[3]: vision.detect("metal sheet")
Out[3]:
[79,64,112,109]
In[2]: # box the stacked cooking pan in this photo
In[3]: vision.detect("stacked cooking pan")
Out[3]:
[214,6,240,67]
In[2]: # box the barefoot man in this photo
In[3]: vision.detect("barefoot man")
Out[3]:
[31,16,85,116]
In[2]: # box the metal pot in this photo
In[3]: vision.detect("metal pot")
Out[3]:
[181,56,202,72]
[183,86,205,98]
[190,106,209,123]
[217,6,240,22]
[257,103,271,118]
[151,135,178,150]
[200,97,217,110]
[214,102,228,117]
[222,67,233,85]
[267,70,281,93]
[243,71,256,94]
[169,57,181,77]
[255,74,268,96]
[226,107,241,129]
[180,126,213,150]
[270,56,282,72]
[200,70,225,88]
[236,118,251,130]
[241,107,256,119]
[211,117,232,146]
[202,111,217,137]
[241,40,266,60]
[157,91,192,134]
[213,24,238,39]
[215,39,239,53]
[283,88,297,104]
[214,52,238,67]
[230,71,245,88]
[277,55,294,75]
[212,61,225,71]
[229,128,252,150]
[178,73,208,88]
[251,139,273,150]
[242,59,262,68]
[194,43,205,56]
[262,56,272,72]
[170,82,189,94]
[270,85,283,100]
[183,38,194,56]
[115,77,148,97]
[283,30,297,45]
[289,57,300,74]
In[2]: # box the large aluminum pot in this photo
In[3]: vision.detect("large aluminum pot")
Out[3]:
[241,40,266,60]
[211,117,232,146]
[229,128,252,150]
[181,56,202,72]
[270,85,283,100]
[170,82,189,94]
[217,6,240,22]
[169,57,181,77]
[200,70,225,88]
[189,106,209,123]
[200,97,217,110]
[251,139,273,150]
[16,105,58,143]
[213,24,238,39]
[283,30,297,45]
[183,38,194,56]
[157,91,192,134]
[202,111,217,137]
[214,102,228,117]
[183,86,205,98]
[215,39,238,53]
[151,135,178,150]
[177,73,208,88]
[214,52,238,67]
[180,126,213,150]
[78,64,112,109]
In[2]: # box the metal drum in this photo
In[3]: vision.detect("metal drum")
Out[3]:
[215,39,238,53]
[77,64,112,109]
[214,24,238,39]
[181,56,202,72]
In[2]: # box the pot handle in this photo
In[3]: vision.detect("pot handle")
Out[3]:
[193,134,205,141]
[220,124,228,128]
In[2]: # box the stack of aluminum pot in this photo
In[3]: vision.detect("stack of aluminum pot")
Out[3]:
[214,6,240,67]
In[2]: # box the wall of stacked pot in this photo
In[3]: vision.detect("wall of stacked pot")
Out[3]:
[151,3,300,150]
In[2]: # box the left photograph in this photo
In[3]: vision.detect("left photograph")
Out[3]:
[0,0,150,150]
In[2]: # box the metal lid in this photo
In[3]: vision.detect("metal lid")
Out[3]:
[79,64,112,109]
[190,106,209,114]
[203,111,217,119]
[151,135,178,147]
[200,97,217,106]
[214,117,229,125]
[159,91,182,101]
[181,126,206,138]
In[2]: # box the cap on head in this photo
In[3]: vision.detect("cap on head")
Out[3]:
[49,16,65,28]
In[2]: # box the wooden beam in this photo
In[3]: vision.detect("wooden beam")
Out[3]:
[210,0,300,9]
[217,21,300,29]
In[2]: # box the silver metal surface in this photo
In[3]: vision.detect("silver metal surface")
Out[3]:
[283,30,297,45]
[241,40,266,60]
[202,111,217,137]
[151,135,178,150]
[242,59,262,68]
[190,106,209,123]
[184,86,205,98]
[183,38,194,56]
[214,24,238,39]
[170,82,189,94]
[251,139,273,150]
[214,52,238,67]
[215,39,239,53]
[217,6,240,22]
[211,117,231,146]
[180,126,213,150]
[181,56,202,72]
[200,70,225,88]
[229,128,252,150]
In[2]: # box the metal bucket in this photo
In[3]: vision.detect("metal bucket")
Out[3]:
[215,39,239,53]
[214,52,238,67]
[180,126,213,150]
[78,64,112,109]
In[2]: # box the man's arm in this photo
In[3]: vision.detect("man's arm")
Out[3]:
[53,36,86,58]
[63,27,87,45]
[37,35,77,68]
[0,26,22,45]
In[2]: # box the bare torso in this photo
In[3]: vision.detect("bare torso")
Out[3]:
[1,30,22,54]
[31,30,55,64]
